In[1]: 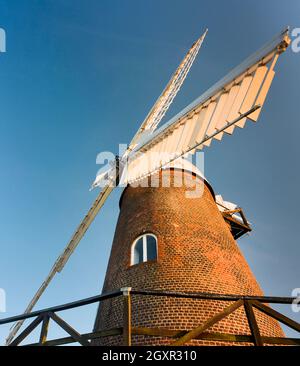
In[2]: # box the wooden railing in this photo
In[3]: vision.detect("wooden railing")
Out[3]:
[1,288,299,346]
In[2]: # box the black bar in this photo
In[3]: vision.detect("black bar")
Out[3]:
[0,289,122,325]
[115,155,120,187]
[131,289,296,304]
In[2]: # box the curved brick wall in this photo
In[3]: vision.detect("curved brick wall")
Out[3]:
[93,169,283,345]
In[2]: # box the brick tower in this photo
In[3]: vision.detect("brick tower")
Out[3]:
[93,163,283,345]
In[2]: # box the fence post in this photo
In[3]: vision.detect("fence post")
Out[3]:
[244,300,263,346]
[39,314,50,345]
[121,287,132,346]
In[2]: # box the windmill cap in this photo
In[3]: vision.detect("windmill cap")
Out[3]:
[162,157,205,181]
[119,157,215,208]
[162,157,215,198]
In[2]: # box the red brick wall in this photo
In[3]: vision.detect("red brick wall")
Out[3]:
[93,169,283,345]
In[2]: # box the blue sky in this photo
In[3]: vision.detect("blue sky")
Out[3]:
[0,0,299,344]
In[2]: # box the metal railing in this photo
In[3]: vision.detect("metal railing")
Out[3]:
[1,288,299,346]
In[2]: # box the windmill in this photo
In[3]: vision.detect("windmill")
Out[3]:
[6,27,291,345]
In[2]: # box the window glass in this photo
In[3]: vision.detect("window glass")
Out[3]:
[133,237,143,265]
[146,235,157,261]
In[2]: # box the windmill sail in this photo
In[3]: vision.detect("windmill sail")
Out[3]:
[123,28,290,184]
[126,29,208,153]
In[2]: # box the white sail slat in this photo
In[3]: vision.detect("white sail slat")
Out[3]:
[199,101,217,147]
[181,112,201,152]
[146,139,162,175]
[240,65,268,115]
[185,108,206,149]
[128,156,138,181]
[206,92,229,139]
[150,140,162,173]
[139,159,146,180]
[248,69,276,122]
[177,119,193,153]
[160,133,172,165]
[170,123,186,155]
[169,125,183,154]
[226,75,253,128]
[218,84,240,135]
[166,129,178,155]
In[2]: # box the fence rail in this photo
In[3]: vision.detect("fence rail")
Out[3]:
[1,288,299,346]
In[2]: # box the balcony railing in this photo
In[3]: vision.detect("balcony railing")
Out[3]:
[1,289,299,346]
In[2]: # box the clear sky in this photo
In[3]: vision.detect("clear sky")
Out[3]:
[0,0,299,344]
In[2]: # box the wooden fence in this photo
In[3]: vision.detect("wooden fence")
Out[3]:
[1,288,299,346]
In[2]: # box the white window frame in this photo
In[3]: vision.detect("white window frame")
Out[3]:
[131,233,157,265]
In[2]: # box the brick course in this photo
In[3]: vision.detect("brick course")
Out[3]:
[93,169,284,345]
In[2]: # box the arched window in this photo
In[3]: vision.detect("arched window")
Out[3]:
[131,234,157,265]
